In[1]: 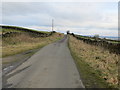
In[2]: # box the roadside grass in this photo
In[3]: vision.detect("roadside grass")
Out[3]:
[2,48,40,69]
[2,33,64,57]
[68,35,119,88]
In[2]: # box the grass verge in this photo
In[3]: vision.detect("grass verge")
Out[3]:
[2,33,64,57]
[2,32,64,68]
[68,35,119,89]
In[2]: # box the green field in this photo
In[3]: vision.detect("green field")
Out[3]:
[76,35,120,44]
[0,25,50,34]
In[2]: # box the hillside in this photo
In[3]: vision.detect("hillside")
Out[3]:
[2,25,64,60]
[0,25,53,37]
[68,34,119,88]
[70,33,120,54]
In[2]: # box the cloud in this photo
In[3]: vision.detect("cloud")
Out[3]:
[2,0,119,2]
[2,2,118,36]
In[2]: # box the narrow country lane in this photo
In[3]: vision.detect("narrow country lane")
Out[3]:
[3,35,85,88]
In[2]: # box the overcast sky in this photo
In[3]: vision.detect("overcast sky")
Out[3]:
[1,1,118,36]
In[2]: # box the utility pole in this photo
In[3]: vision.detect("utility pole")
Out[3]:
[52,19,54,31]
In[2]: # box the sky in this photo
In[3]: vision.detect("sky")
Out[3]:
[1,1,118,37]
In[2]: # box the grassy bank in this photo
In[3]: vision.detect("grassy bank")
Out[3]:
[2,33,64,57]
[68,35,119,88]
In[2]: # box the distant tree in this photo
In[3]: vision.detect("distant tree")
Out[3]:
[52,31,56,33]
[71,33,75,36]
[67,30,70,34]
[103,37,106,40]
[94,34,99,39]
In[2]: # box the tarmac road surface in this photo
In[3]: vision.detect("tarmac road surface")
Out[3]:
[3,35,85,88]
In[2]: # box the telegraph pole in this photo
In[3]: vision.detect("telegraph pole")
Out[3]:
[52,19,54,31]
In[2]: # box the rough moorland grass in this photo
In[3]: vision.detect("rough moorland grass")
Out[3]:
[2,33,64,57]
[68,35,119,88]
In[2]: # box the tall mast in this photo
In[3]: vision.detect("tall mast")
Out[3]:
[52,19,54,31]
